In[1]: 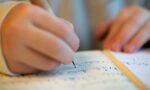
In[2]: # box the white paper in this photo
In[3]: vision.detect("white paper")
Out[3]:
[112,50,150,89]
[0,51,137,90]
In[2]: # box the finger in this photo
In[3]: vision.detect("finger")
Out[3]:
[123,21,150,53]
[96,20,113,40]
[24,25,75,64]
[59,18,74,29]
[102,6,137,49]
[7,59,38,74]
[30,6,79,51]
[111,9,150,51]
[20,47,60,71]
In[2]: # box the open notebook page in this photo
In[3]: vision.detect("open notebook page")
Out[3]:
[0,51,137,90]
[111,50,150,89]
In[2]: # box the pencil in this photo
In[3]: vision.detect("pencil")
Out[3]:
[72,61,76,68]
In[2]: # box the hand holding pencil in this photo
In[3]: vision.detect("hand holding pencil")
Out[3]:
[2,0,79,74]
[30,0,77,68]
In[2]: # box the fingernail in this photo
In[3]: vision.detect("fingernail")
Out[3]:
[126,45,136,53]
[102,43,111,50]
[112,43,121,52]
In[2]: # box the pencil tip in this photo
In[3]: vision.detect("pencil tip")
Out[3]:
[72,61,76,68]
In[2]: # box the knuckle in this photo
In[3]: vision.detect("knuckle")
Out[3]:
[2,4,33,32]
[53,41,64,52]
[2,17,19,32]
[14,3,34,18]
[17,3,33,13]
[5,21,23,32]
[58,23,74,38]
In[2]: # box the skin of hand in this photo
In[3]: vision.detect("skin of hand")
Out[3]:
[1,3,79,74]
[30,0,51,11]
[30,0,55,16]
[30,0,49,9]
[96,6,150,53]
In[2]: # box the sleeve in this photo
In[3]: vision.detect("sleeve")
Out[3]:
[0,1,25,76]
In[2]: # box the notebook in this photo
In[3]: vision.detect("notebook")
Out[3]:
[0,50,150,90]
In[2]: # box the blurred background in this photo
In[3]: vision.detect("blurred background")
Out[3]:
[47,0,150,50]
[2,0,150,50]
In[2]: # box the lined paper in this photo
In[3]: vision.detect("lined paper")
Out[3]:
[0,51,137,90]
[111,50,150,89]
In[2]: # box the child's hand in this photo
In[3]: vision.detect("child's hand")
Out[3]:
[96,6,150,53]
[1,3,79,74]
